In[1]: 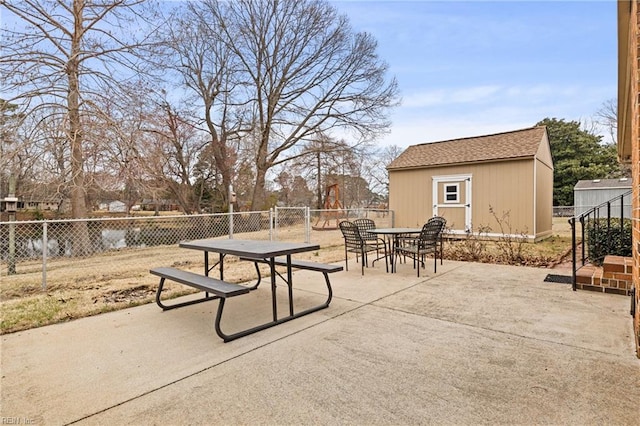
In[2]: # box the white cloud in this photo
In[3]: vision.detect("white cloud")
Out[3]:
[402,85,503,108]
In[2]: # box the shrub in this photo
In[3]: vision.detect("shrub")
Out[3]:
[443,207,555,267]
[585,218,632,265]
[446,224,491,262]
[489,207,530,265]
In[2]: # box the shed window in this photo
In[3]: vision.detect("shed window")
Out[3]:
[444,183,459,203]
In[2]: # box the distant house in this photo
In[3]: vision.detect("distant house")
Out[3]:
[108,201,126,213]
[140,199,179,212]
[573,178,632,217]
[387,126,554,241]
[0,197,61,212]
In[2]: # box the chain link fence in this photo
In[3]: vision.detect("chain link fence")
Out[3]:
[553,206,575,217]
[0,208,393,289]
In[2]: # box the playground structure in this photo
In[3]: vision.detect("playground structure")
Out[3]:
[312,184,346,230]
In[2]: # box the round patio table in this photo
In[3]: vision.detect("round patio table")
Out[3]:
[370,228,422,273]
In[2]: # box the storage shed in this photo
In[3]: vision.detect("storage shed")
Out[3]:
[387,126,554,241]
[573,178,632,217]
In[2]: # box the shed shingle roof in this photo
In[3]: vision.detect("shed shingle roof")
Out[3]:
[387,126,547,170]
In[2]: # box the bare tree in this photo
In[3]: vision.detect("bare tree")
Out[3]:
[1,104,71,210]
[0,100,22,196]
[181,0,399,210]
[1,0,163,255]
[363,144,404,203]
[162,2,248,209]
[288,135,356,209]
[90,82,156,213]
[140,100,208,214]
[595,98,617,145]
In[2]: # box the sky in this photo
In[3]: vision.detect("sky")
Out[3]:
[331,0,618,148]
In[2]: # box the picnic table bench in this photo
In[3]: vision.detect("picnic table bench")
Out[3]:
[240,256,342,290]
[150,267,252,342]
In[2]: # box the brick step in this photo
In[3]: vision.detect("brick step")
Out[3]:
[602,255,634,275]
[575,255,633,296]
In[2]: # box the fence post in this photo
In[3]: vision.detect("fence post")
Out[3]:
[7,218,16,275]
[269,208,274,241]
[42,221,48,290]
[229,205,234,239]
[5,176,17,275]
[304,206,311,243]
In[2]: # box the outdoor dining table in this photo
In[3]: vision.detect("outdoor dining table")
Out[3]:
[178,238,321,340]
[370,228,422,273]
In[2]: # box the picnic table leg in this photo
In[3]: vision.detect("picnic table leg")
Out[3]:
[211,258,335,343]
[286,254,294,316]
[248,261,262,290]
[269,258,278,321]
[390,236,396,273]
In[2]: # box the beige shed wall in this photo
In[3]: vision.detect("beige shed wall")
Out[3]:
[536,131,554,167]
[389,159,539,237]
[534,138,554,240]
[534,159,554,239]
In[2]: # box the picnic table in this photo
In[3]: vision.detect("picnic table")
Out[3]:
[151,239,341,342]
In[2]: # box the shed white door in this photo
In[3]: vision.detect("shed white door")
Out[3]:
[432,174,472,232]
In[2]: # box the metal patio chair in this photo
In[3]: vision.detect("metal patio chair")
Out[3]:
[394,217,447,276]
[353,218,389,272]
[339,220,385,275]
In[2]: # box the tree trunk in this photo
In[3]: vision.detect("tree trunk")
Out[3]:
[251,165,268,211]
[250,124,272,210]
[68,0,91,256]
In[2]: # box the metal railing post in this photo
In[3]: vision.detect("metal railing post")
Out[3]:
[569,189,632,278]
[569,217,576,291]
[580,215,586,264]
[620,193,625,246]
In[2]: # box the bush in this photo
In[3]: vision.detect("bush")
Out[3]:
[586,218,632,265]
[446,225,491,262]
[443,207,556,267]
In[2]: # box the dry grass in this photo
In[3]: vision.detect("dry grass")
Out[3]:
[0,218,572,334]
[0,227,346,334]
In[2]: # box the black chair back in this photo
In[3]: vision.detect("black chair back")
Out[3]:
[353,218,377,242]
[417,217,446,248]
[339,220,362,248]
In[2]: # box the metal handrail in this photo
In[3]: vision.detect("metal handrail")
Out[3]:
[568,189,632,291]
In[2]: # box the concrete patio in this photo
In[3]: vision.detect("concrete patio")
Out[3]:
[1,258,638,425]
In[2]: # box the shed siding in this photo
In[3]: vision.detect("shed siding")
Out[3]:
[389,169,432,226]
[574,188,632,217]
[535,157,554,240]
[536,132,554,169]
[389,159,536,235]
